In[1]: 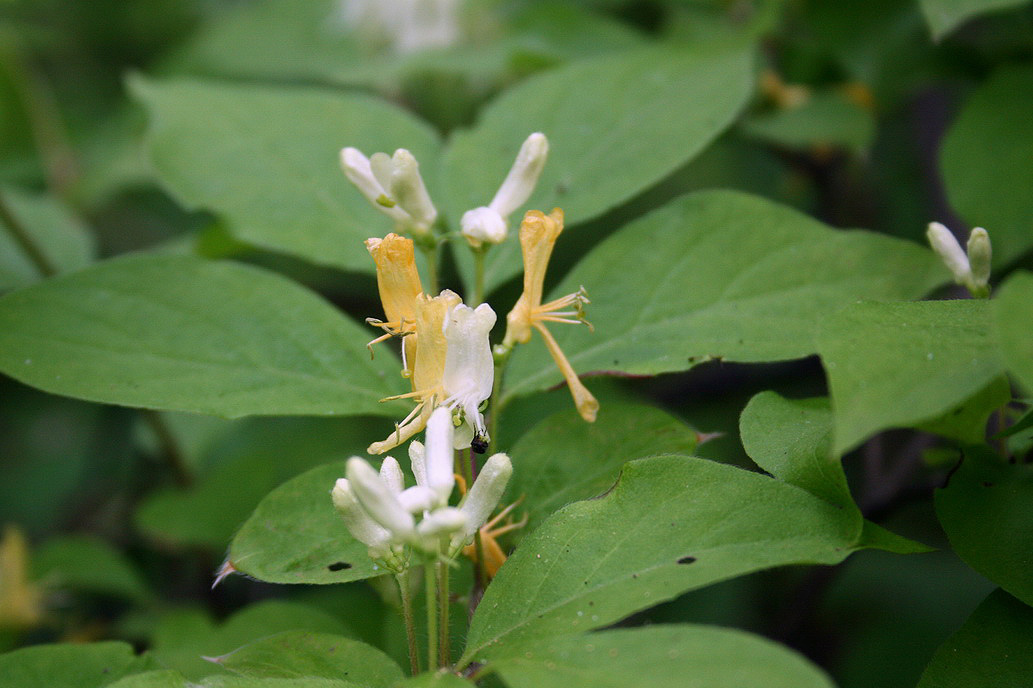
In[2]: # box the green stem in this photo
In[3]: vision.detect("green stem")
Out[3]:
[397,572,421,676]
[424,562,438,669]
[472,245,487,306]
[488,345,513,450]
[436,560,449,667]
[0,192,56,277]
[141,409,193,487]
[419,242,439,295]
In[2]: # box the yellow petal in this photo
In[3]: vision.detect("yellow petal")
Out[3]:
[366,233,423,328]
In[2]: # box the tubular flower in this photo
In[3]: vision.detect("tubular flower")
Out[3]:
[461,133,549,247]
[333,407,511,568]
[365,233,423,373]
[369,289,461,455]
[341,147,437,236]
[926,222,992,298]
[442,303,497,437]
[503,208,598,422]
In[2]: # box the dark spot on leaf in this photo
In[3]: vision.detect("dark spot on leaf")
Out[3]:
[632,573,638,579]
[981,481,995,488]
[677,556,697,565]
[328,561,352,571]
[613,359,619,366]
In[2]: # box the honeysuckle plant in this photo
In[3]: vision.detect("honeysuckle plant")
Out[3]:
[2,2,1033,688]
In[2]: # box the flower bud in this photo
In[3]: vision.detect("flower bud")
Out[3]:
[457,452,512,542]
[331,478,392,556]
[398,485,437,513]
[424,407,456,506]
[379,456,405,494]
[461,206,508,247]
[966,227,991,290]
[926,222,970,285]
[490,133,549,217]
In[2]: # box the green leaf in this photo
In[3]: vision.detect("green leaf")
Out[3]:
[0,254,407,417]
[107,671,189,688]
[0,641,155,688]
[739,393,853,509]
[151,601,351,680]
[935,447,1033,606]
[817,300,1004,453]
[917,588,1033,687]
[482,625,834,688]
[136,417,383,549]
[918,0,1032,39]
[914,375,1011,445]
[460,454,861,665]
[941,65,1033,266]
[211,631,402,686]
[506,403,699,533]
[0,185,95,290]
[130,75,440,273]
[396,675,471,688]
[503,190,942,402]
[994,272,1033,394]
[742,90,875,153]
[444,46,755,292]
[228,462,379,585]
[32,535,151,602]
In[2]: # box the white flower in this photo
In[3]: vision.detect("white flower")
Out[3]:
[461,133,549,247]
[341,147,437,235]
[331,478,393,559]
[336,0,461,55]
[346,457,416,541]
[926,222,992,297]
[442,303,496,437]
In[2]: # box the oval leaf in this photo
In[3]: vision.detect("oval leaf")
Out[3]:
[444,46,755,292]
[482,625,835,688]
[0,642,155,688]
[503,190,943,402]
[460,454,861,665]
[994,271,1033,394]
[0,254,406,417]
[131,75,440,273]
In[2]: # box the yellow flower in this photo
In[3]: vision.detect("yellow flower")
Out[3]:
[369,289,461,454]
[365,233,423,376]
[503,208,598,422]
[0,525,44,629]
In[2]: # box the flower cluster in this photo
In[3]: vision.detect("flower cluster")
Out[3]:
[332,407,512,572]
[926,222,992,298]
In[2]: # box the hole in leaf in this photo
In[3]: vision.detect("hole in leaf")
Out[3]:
[327,561,352,571]
[677,556,697,565]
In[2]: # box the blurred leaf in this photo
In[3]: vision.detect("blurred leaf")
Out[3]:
[444,46,755,292]
[917,588,1033,687]
[130,75,440,274]
[107,671,189,688]
[0,641,155,688]
[0,254,407,417]
[228,462,378,585]
[211,631,402,686]
[397,675,471,688]
[941,65,1033,266]
[482,625,834,688]
[460,454,861,664]
[0,185,95,290]
[935,446,1033,606]
[32,535,150,602]
[739,393,852,509]
[742,91,875,153]
[994,272,1033,394]
[136,417,380,549]
[919,0,1032,39]
[817,300,1004,453]
[503,190,942,403]
[505,403,698,533]
[151,601,351,680]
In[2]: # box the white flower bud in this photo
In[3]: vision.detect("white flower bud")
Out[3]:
[379,456,405,494]
[346,457,415,539]
[490,132,549,218]
[408,440,427,487]
[457,452,512,543]
[927,222,971,285]
[398,485,437,513]
[442,303,496,437]
[460,206,508,247]
[417,506,468,543]
[966,227,991,289]
[424,407,456,507]
[340,147,437,234]
[331,478,392,556]
[388,149,437,230]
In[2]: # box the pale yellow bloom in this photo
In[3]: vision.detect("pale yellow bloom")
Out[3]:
[369,289,461,454]
[0,525,44,629]
[503,209,598,422]
[365,233,423,374]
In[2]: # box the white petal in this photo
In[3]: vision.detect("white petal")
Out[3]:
[459,452,512,541]
[417,506,467,540]
[408,440,427,487]
[927,222,971,284]
[424,407,456,506]
[369,151,394,192]
[398,485,437,513]
[331,478,392,552]
[346,457,415,538]
[442,303,496,436]
[461,206,508,246]
[340,147,407,222]
[489,132,549,217]
[379,456,405,494]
